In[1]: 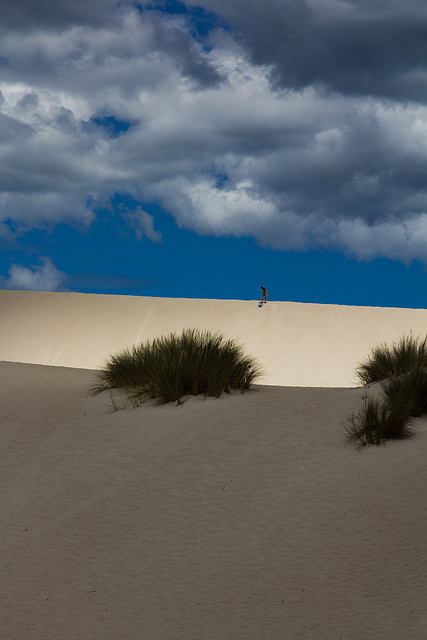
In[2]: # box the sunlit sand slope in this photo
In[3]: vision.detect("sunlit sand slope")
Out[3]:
[2,289,427,386]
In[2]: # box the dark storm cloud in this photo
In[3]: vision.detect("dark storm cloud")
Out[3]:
[0,0,120,31]
[186,0,427,102]
[257,102,427,224]
[0,1,221,90]
[145,9,224,86]
[0,112,32,143]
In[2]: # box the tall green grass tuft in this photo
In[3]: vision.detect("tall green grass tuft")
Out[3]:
[345,334,426,447]
[344,396,416,447]
[356,335,427,385]
[380,365,427,418]
[91,329,260,404]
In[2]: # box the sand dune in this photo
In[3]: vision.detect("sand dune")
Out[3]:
[2,289,427,386]
[1,362,426,640]
[1,292,426,639]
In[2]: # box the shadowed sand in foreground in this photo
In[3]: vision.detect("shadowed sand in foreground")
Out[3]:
[1,292,427,639]
[1,363,426,640]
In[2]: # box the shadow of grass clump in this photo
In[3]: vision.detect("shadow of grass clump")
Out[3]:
[345,335,427,447]
[91,329,260,404]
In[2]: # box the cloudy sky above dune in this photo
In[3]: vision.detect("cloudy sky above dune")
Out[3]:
[1,0,426,306]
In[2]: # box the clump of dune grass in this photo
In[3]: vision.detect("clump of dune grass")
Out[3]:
[345,334,427,447]
[356,334,427,385]
[380,365,427,418]
[91,329,260,404]
[344,396,416,447]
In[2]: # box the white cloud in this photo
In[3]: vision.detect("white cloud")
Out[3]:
[1,257,67,291]
[123,206,162,242]
[0,2,426,263]
[334,216,427,264]
[0,192,96,229]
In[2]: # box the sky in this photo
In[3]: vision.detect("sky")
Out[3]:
[1,0,427,307]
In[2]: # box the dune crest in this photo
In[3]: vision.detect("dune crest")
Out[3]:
[2,289,427,386]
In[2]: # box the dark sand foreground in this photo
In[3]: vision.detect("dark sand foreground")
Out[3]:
[1,362,426,640]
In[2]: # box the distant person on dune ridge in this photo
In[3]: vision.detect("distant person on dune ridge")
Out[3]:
[260,286,267,304]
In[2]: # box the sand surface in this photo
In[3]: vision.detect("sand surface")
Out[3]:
[3,289,427,386]
[1,361,426,640]
[1,292,427,638]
